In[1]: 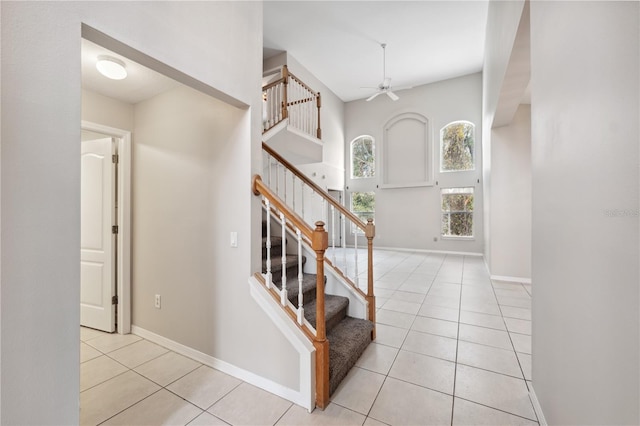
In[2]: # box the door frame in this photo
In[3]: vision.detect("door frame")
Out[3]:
[81,120,132,334]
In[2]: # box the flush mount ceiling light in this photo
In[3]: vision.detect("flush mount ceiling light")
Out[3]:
[96,55,127,80]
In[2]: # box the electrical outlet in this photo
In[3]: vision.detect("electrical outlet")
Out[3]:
[230,231,238,248]
[155,294,161,309]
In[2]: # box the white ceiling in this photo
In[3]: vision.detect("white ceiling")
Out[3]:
[82,2,489,105]
[82,39,180,105]
[264,1,489,102]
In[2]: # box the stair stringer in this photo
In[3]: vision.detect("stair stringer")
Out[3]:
[248,276,316,412]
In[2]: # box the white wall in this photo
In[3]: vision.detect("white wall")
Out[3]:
[490,104,531,279]
[82,89,134,131]
[481,0,526,267]
[1,2,264,423]
[531,1,639,424]
[345,73,483,253]
[131,85,299,388]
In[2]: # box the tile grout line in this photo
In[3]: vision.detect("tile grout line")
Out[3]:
[363,253,444,425]
[450,254,465,426]
[488,277,539,425]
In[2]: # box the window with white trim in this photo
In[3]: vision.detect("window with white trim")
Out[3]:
[441,187,474,237]
[351,136,375,179]
[350,191,375,234]
[440,121,475,172]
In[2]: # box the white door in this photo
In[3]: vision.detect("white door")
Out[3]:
[80,138,116,332]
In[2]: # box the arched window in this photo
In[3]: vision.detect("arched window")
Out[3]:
[351,136,375,179]
[440,121,475,172]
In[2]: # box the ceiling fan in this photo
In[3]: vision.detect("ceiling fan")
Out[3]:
[363,43,410,102]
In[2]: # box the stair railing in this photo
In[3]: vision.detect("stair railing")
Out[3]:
[261,142,376,335]
[262,65,322,140]
[252,175,331,409]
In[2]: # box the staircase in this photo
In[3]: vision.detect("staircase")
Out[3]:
[262,220,374,396]
[254,66,377,409]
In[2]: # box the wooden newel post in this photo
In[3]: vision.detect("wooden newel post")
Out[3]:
[316,92,322,140]
[282,65,289,120]
[365,218,376,340]
[312,221,329,409]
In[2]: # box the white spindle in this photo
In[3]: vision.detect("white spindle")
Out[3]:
[283,168,287,204]
[322,198,327,226]
[267,154,272,187]
[280,212,287,305]
[342,214,347,276]
[296,229,304,325]
[275,164,279,195]
[354,231,359,287]
[265,199,272,288]
[270,87,275,126]
[292,175,296,214]
[301,183,305,223]
[331,205,336,264]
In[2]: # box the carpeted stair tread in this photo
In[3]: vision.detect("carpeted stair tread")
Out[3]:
[327,317,374,396]
[262,254,304,274]
[303,295,349,333]
[262,236,284,257]
[274,273,319,305]
[262,235,283,247]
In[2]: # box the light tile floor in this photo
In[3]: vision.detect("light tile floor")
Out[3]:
[80,249,537,425]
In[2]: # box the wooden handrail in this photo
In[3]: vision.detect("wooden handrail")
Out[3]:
[288,71,318,97]
[262,77,285,92]
[263,142,371,235]
[253,175,313,241]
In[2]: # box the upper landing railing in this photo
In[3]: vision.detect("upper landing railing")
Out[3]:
[262,65,322,140]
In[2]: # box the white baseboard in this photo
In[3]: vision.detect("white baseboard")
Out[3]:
[529,384,547,425]
[490,274,532,284]
[375,245,483,257]
[132,320,314,411]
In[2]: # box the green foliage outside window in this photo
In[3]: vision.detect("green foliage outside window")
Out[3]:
[441,122,474,172]
[441,188,473,237]
[351,191,375,233]
[352,137,375,178]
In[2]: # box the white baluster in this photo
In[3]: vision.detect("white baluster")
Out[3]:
[354,230,359,287]
[322,198,327,227]
[267,154,272,188]
[283,168,287,205]
[307,96,311,136]
[292,176,296,214]
[265,199,272,288]
[269,87,274,126]
[342,214,347,276]
[280,212,287,305]
[301,183,305,223]
[296,229,304,325]
[331,205,336,264]
[275,164,279,196]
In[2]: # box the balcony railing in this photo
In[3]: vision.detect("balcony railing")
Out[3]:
[262,65,321,140]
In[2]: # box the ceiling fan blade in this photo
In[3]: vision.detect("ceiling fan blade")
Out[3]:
[360,86,380,90]
[392,85,413,91]
[386,91,399,101]
[366,92,382,102]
